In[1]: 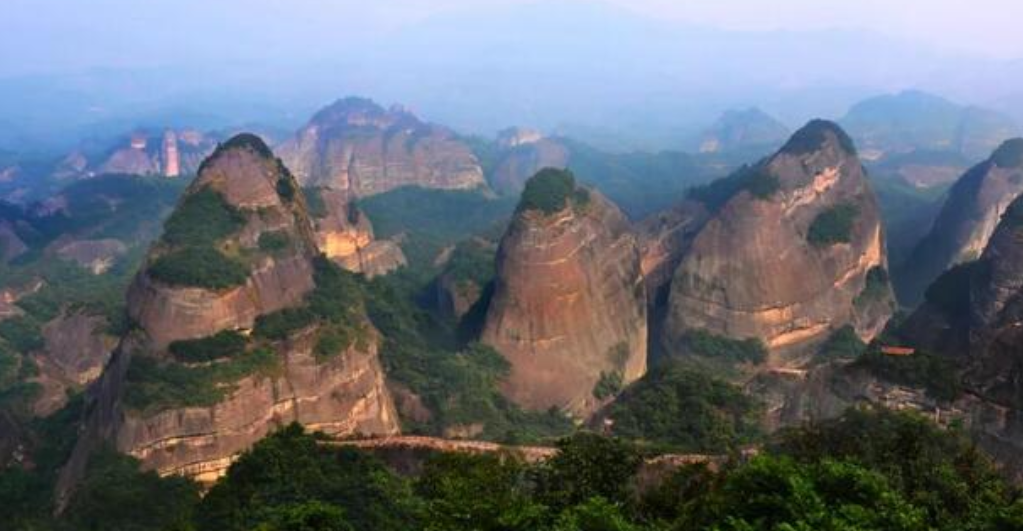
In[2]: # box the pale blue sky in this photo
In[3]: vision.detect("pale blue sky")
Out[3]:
[2,0,1022,153]
[2,0,1022,77]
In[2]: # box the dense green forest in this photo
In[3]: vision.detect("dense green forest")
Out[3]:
[5,407,1023,530]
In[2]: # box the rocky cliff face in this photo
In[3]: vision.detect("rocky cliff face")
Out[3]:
[126,136,318,348]
[306,187,405,277]
[278,97,486,197]
[58,135,398,497]
[114,326,397,483]
[898,139,1023,305]
[491,128,570,194]
[664,121,893,364]
[481,169,647,416]
[911,191,1023,407]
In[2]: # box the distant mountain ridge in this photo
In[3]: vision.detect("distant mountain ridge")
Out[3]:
[841,90,1019,160]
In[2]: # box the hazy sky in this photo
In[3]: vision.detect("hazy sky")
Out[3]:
[3,0,1023,77]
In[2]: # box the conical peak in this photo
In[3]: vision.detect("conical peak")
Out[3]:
[192,133,295,210]
[779,119,858,157]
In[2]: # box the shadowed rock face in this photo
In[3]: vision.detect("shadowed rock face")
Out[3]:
[637,200,710,307]
[664,121,893,365]
[58,135,398,499]
[279,97,486,197]
[898,139,1023,305]
[482,171,647,416]
[910,194,1023,407]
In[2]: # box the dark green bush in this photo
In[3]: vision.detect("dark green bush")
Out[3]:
[196,424,420,531]
[124,347,278,412]
[276,177,296,202]
[815,325,866,362]
[687,164,779,210]
[854,347,962,402]
[64,449,200,531]
[592,370,623,400]
[253,307,317,341]
[854,266,891,307]
[0,316,43,353]
[681,329,767,364]
[148,246,250,289]
[605,363,761,451]
[442,241,495,288]
[808,203,859,247]
[169,330,249,363]
[314,324,353,360]
[161,188,245,247]
[258,231,291,254]
[518,168,583,214]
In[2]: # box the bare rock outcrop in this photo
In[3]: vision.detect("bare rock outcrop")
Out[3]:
[58,135,399,499]
[897,139,1023,305]
[481,169,647,416]
[664,121,893,365]
[115,327,397,483]
[126,135,318,348]
[307,187,406,277]
[278,97,486,197]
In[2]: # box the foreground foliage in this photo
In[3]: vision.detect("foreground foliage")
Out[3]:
[7,407,1022,531]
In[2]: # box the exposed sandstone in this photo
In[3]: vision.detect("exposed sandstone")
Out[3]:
[308,187,406,277]
[116,327,398,483]
[664,121,893,365]
[58,135,399,498]
[126,137,318,348]
[482,171,647,416]
[279,97,486,197]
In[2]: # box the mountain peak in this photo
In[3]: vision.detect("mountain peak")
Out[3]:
[992,138,1023,168]
[780,119,858,157]
[516,168,589,216]
[311,96,413,128]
